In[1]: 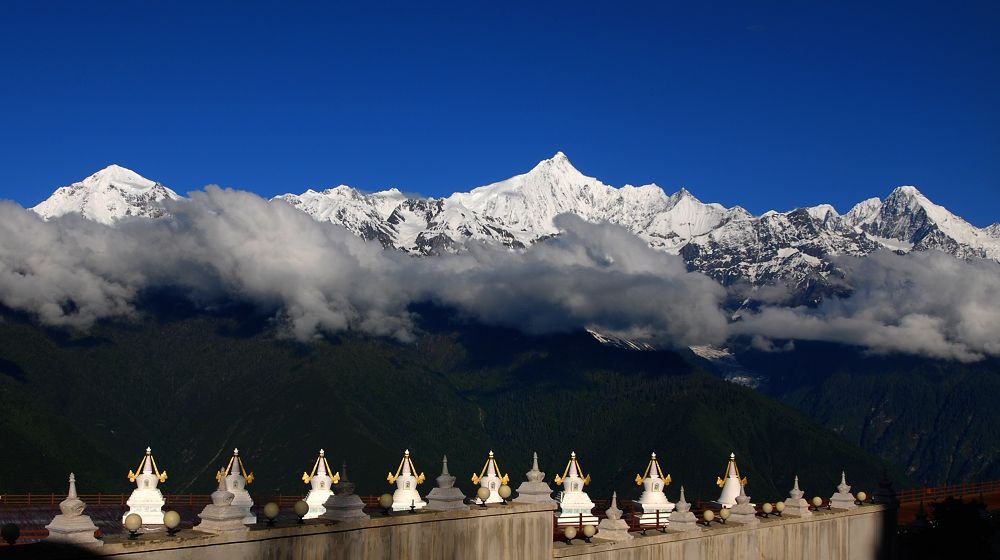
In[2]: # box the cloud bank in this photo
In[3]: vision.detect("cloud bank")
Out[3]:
[0,189,729,346]
[734,251,1000,362]
[0,188,997,361]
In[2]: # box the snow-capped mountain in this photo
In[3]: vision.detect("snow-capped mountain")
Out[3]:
[843,185,1000,260]
[31,155,999,298]
[32,164,180,225]
[272,152,998,296]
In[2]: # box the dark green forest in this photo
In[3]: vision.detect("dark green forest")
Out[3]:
[734,342,1000,486]
[0,303,897,504]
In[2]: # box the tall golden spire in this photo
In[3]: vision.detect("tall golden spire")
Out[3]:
[302,449,341,485]
[387,449,426,485]
[554,451,591,486]
[635,452,671,486]
[127,446,167,484]
[471,450,510,486]
[216,448,254,485]
[716,452,747,488]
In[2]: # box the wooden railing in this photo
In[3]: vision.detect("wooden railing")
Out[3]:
[896,480,1000,504]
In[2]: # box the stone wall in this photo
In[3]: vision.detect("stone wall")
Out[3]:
[552,505,890,560]
[15,503,891,560]
[92,503,555,560]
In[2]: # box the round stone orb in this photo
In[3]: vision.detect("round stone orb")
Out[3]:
[703,510,715,522]
[719,507,730,520]
[498,484,512,499]
[812,496,823,507]
[263,502,280,520]
[379,493,394,509]
[563,526,578,540]
[163,510,181,530]
[856,491,867,502]
[124,513,143,532]
[293,500,309,517]
[582,524,596,538]
[762,502,773,514]
[476,487,491,502]
[775,501,786,512]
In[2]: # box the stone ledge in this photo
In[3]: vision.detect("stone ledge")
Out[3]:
[94,501,556,556]
[551,504,888,558]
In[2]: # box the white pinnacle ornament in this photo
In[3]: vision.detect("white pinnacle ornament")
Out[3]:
[45,473,102,547]
[387,449,427,511]
[123,446,168,526]
[554,452,597,527]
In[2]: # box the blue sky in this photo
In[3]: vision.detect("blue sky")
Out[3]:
[1,1,997,225]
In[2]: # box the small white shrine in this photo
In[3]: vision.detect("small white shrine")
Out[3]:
[301,449,340,520]
[195,468,250,534]
[712,452,747,509]
[727,483,759,526]
[665,486,701,533]
[426,455,469,511]
[554,451,597,526]
[386,449,426,512]
[320,462,369,522]
[45,473,102,548]
[635,452,675,526]
[471,451,509,504]
[783,475,812,517]
[122,446,167,526]
[596,492,632,541]
[514,452,555,505]
[218,448,256,524]
[829,471,858,510]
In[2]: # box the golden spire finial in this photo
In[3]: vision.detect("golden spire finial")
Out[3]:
[127,446,167,484]
[217,448,254,484]
[387,450,425,485]
[304,448,341,484]
[554,451,590,486]
[635,451,670,486]
[471,450,510,486]
[716,451,746,488]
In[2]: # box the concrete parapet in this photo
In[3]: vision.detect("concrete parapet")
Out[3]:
[22,501,890,560]
[553,504,889,560]
[89,502,556,560]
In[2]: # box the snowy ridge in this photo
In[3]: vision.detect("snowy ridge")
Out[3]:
[32,164,180,225]
[31,155,1000,296]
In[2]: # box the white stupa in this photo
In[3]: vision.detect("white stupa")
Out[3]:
[301,449,340,519]
[218,448,256,524]
[727,482,759,526]
[635,452,675,526]
[122,447,167,526]
[320,462,369,522]
[514,452,555,505]
[829,471,858,510]
[426,455,470,511]
[597,492,632,541]
[387,449,427,512]
[712,452,747,509]
[471,451,510,504]
[666,486,701,533]
[195,468,250,535]
[783,475,812,517]
[45,473,102,548]
[554,452,597,527]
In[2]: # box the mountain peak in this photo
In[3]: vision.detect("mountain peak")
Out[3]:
[671,187,702,202]
[886,185,927,201]
[85,164,149,185]
[32,165,178,224]
[528,151,583,177]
